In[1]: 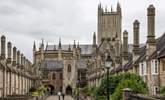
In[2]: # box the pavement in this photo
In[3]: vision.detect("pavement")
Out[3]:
[46,95,75,100]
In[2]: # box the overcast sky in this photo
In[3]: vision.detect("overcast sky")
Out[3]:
[0,0,165,61]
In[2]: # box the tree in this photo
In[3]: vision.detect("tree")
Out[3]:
[95,73,148,100]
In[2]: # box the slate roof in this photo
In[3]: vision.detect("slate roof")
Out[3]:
[39,60,63,71]
[45,45,93,54]
[115,33,165,72]
[76,60,87,69]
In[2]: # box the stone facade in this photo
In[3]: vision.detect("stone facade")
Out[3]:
[32,3,165,96]
[0,35,37,97]
[34,40,88,94]
[88,3,165,95]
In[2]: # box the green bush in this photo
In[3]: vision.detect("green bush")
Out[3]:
[95,73,148,100]
[160,86,165,95]
[111,79,148,100]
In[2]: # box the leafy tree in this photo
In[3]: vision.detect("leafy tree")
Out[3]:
[160,86,165,96]
[111,79,148,100]
[95,73,148,100]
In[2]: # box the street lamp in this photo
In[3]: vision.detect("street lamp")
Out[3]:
[76,79,80,100]
[105,54,113,100]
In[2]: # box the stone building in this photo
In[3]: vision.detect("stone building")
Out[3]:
[88,3,165,95]
[0,35,37,97]
[33,40,89,94]
[32,2,165,95]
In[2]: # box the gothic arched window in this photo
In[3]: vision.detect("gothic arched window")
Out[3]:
[68,64,71,72]
[52,73,56,79]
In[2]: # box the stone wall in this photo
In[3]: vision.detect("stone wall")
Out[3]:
[123,88,165,100]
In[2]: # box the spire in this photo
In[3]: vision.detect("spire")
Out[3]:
[117,1,121,14]
[77,42,80,49]
[54,44,56,50]
[41,38,44,46]
[111,5,113,12]
[105,5,107,12]
[93,32,96,46]
[73,40,76,48]
[58,38,61,49]
[46,42,48,50]
[68,44,71,51]
[33,41,36,51]
[98,2,101,9]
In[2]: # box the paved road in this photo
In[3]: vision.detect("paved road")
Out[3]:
[46,95,75,100]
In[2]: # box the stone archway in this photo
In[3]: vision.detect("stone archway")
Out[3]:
[45,84,55,95]
[66,86,72,95]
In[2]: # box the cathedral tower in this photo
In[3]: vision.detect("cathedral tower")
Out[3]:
[97,3,122,44]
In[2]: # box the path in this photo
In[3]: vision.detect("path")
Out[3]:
[46,95,75,100]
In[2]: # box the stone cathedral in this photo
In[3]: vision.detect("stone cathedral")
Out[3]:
[33,3,123,95]
[33,2,165,95]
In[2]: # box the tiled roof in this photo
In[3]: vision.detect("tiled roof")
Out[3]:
[77,59,87,69]
[46,45,92,54]
[39,60,63,70]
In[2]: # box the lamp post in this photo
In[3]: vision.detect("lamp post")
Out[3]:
[76,79,80,100]
[105,54,112,100]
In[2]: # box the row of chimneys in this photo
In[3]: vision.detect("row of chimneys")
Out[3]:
[1,35,31,70]
[122,5,156,62]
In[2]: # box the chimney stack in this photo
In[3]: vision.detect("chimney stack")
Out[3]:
[12,47,17,66]
[7,42,12,63]
[1,35,6,59]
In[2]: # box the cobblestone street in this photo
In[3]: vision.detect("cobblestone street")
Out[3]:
[46,95,74,100]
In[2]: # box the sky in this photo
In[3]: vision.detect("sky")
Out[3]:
[0,0,165,61]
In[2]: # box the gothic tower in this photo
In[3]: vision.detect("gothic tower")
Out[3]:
[97,2,122,44]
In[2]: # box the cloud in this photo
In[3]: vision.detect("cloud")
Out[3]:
[0,0,165,61]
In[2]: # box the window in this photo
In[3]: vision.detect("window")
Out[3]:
[139,63,143,76]
[141,63,144,75]
[60,73,63,79]
[68,64,71,72]
[155,60,158,74]
[143,62,147,75]
[151,60,159,75]
[52,73,56,79]
[163,62,165,71]
[139,62,147,76]
[153,86,159,94]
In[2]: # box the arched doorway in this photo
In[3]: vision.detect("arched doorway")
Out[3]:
[46,85,55,95]
[66,86,72,95]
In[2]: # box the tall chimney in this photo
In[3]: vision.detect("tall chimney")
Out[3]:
[17,50,20,67]
[21,54,24,67]
[7,42,12,63]
[146,5,156,58]
[147,5,156,43]
[12,46,17,66]
[1,35,6,59]
[122,30,128,61]
[133,20,140,61]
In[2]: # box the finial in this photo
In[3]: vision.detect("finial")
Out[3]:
[54,44,56,50]
[111,5,113,12]
[73,40,76,48]
[33,41,36,51]
[68,44,71,51]
[59,38,61,48]
[98,2,101,8]
[77,42,80,48]
[93,32,96,37]
[105,5,107,12]
[41,38,44,44]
